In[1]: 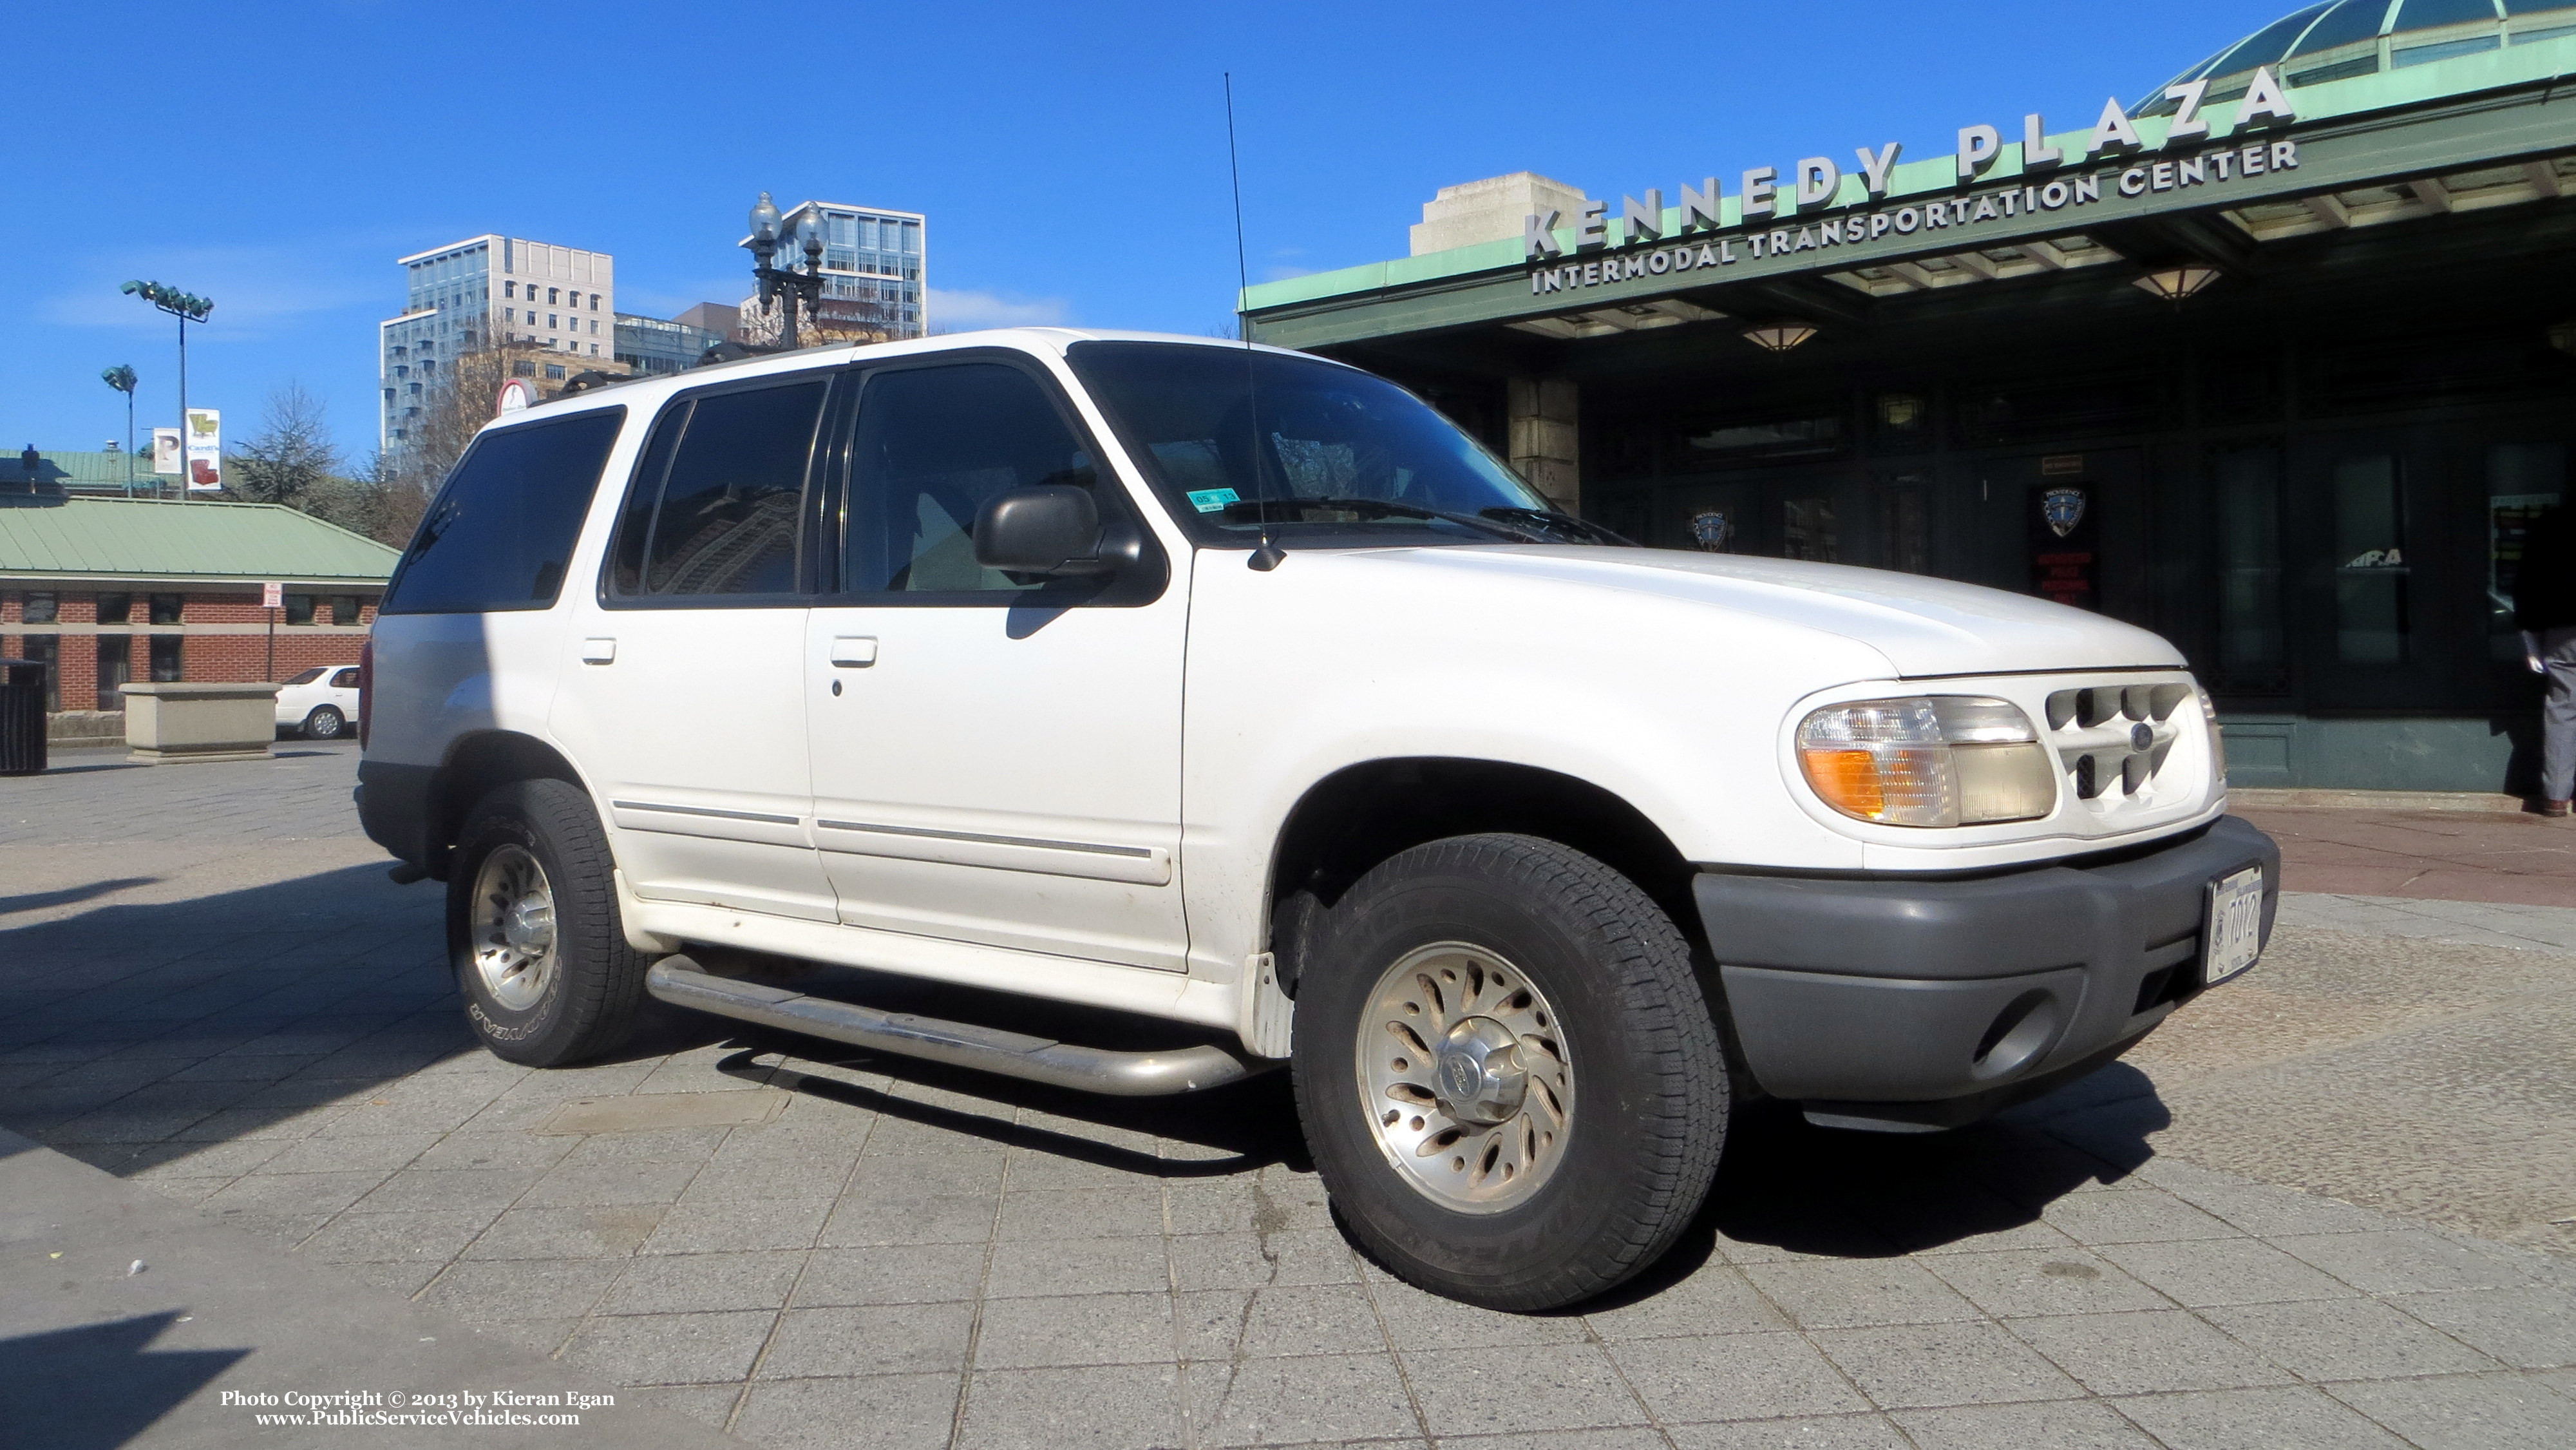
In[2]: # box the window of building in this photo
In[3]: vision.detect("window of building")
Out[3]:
[547,288,560,305]
[148,635,184,682]
[95,593,131,625]
[328,595,365,625]
[589,320,599,335]
[283,593,315,625]
[504,281,516,298]
[2487,442,2567,661]
[148,593,182,625]
[545,364,566,380]
[2333,453,2409,665]
[590,294,601,310]
[547,314,558,329]
[513,360,536,377]
[2213,446,2286,691]
[15,635,59,710]
[611,381,825,599]
[93,636,129,711]
[21,591,56,624]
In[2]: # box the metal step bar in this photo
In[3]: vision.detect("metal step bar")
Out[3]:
[644,956,1274,1096]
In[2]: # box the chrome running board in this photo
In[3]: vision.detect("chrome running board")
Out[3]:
[644,956,1273,1096]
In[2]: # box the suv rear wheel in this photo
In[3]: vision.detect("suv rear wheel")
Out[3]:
[1293,833,1730,1310]
[447,778,647,1066]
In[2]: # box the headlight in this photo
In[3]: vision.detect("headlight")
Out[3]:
[1796,696,2057,827]
[2197,685,2226,784]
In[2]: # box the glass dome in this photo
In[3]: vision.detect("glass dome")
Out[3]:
[2135,0,2576,114]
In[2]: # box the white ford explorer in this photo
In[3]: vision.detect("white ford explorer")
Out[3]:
[357,329,2277,1310]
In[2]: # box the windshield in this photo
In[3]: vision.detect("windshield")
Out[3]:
[283,667,328,685]
[1067,341,1607,547]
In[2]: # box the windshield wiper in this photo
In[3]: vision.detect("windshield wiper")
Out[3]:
[1477,506,1636,547]
[1220,495,1549,543]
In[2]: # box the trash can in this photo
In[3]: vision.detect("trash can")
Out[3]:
[0,657,46,776]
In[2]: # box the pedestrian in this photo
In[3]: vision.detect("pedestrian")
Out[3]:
[2518,503,2576,816]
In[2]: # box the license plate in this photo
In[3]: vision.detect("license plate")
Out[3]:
[2203,867,2266,986]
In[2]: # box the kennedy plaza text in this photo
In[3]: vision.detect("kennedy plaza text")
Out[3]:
[1529,139,2301,296]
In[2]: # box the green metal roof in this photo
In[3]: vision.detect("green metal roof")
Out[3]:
[0,449,160,491]
[1242,28,2576,318]
[0,495,399,586]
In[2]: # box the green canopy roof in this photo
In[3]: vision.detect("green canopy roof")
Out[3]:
[0,495,399,587]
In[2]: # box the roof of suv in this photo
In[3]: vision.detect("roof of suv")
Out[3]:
[500,327,1329,433]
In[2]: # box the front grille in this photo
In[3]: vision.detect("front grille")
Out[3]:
[2046,683,2193,803]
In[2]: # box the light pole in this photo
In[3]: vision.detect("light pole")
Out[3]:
[100,366,138,495]
[120,281,213,499]
[743,193,826,350]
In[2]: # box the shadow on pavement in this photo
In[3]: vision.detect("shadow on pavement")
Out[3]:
[0,1312,249,1450]
[0,878,160,919]
[0,860,459,1175]
[1581,1063,2174,1312]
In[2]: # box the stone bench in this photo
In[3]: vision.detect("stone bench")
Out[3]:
[119,682,282,764]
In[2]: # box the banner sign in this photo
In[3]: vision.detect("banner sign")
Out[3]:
[151,426,182,477]
[184,408,222,491]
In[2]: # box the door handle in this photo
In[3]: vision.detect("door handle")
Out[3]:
[580,638,616,664]
[829,636,879,668]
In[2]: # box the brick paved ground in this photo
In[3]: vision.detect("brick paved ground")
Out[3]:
[5,752,2573,1449]
[2234,801,2575,910]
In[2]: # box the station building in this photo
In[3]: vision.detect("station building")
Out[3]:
[1242,2,2576,792]
[0,493,396,715]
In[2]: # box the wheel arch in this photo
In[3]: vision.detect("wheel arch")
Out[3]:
[1263,757,1703,997]
[424,730,589,881]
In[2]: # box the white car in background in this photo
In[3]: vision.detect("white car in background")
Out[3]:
[274,665,362,739]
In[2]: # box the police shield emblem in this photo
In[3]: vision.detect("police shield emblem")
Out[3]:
[2042,487,2087,539]
[1689,510,1733,551]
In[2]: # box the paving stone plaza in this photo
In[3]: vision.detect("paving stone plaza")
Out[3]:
[3,748,2573,1449]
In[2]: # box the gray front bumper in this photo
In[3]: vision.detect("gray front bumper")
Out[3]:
[1696,815,2278,1131]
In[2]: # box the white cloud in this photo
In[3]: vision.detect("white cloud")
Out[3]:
[43,243,378,339]
[1260,265,1316,282]
[926,287,1071,333]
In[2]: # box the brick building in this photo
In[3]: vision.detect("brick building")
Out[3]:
[1,493,398,716]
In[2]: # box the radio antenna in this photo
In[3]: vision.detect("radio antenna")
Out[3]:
[1226,72,1283,571]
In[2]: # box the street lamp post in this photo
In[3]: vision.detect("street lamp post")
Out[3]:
[120,281,213,499]
[743,193,827,350]
[100,366,138,495]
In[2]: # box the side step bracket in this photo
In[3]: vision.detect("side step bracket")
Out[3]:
[643,956,1274,1096]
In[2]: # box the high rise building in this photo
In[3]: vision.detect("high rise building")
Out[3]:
[737,201,925,345]
[378,236,615,457]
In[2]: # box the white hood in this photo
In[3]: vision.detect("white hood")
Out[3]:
[1354,546,2185,679]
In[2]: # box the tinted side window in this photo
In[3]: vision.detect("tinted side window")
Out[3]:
[382,408,624,614]
[612,380,826,600]
[843,364,1098,596]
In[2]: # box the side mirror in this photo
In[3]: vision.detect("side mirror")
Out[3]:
[974,485,1124,577]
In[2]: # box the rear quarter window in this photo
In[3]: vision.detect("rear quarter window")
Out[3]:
[381,408,626,615]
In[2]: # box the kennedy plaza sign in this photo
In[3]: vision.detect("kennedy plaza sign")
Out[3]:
[1525,66,2302,295]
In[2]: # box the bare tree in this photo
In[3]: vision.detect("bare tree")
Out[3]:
[230,382,344,508]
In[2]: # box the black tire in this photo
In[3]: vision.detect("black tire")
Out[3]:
[446,777,646,1066]
[303,705,345,740]
[1293,833,1728,1310]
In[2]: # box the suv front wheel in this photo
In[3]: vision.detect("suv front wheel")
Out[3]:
[1293,833,1730,1310]
[447,778,647,1066]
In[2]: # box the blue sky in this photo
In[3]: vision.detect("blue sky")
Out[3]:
[3,0,2273,464]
